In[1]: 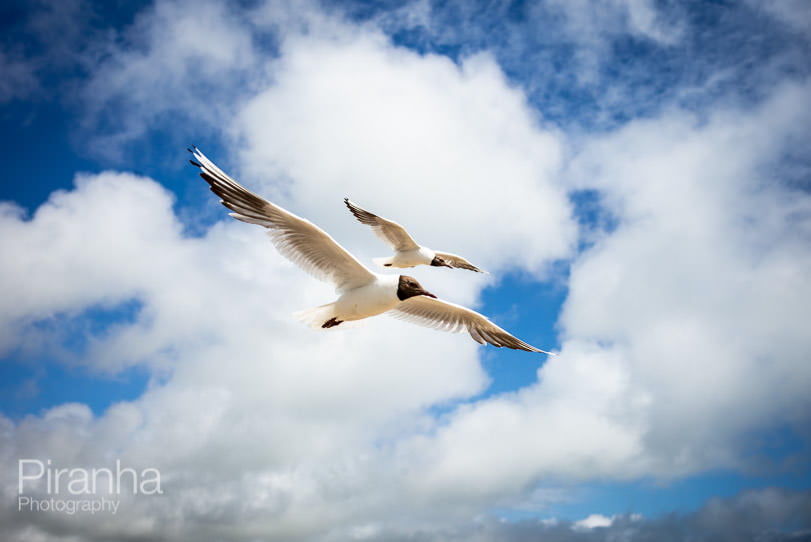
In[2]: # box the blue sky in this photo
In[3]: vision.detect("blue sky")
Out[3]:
[1,1,810,540]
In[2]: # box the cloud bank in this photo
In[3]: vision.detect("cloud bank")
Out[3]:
[1,0,809,540]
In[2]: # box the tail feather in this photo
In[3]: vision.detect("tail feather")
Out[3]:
[294,303,338,329]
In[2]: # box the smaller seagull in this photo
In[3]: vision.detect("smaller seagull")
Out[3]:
[344,198,486,273]
[189,147,551,353]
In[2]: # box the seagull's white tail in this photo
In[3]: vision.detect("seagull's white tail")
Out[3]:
[293,304,366,330]
[373,256,395,268]
[294,303,338,329]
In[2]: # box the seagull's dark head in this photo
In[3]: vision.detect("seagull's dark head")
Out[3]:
[430,255,452,268]
[397,275,436,301]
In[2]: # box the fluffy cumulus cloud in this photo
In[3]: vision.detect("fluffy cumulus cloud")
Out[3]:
[1,0,810,540]
[403,340,647,501]
[561,81,811,473]
[76,0,260,157]
[0,169,490,540]
[417,77,811,500]
[233,28,574,282]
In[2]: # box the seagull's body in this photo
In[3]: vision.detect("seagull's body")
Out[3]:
[332,274,402,322]
[190,147,551,353]
[300,274,404,329]
[344,198,485,273]
[382,246,437,269]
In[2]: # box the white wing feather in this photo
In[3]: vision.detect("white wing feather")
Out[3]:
[433,251,486,273]
[392,296,553,353]
[344,199,420,252]
[191,148,376,292]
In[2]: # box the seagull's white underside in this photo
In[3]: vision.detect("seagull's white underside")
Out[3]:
[335,274,401,321]
[376,247,436,268]
[295,274,401,327]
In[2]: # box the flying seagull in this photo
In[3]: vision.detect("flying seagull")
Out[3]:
[189,147,551,353]
[344,198,485,273]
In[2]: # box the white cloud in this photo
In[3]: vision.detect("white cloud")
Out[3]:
[547,0,683,46]
[574,513,614,529]
[232,31,574,284]
[561,80,811,474]
[402,340,647,501]
[535,0,684,86]
[0,170,490,540]
[0,171,182,361]
[393,79,811,504]
[78,0,259,157]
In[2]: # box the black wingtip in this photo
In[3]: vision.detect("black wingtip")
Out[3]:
[189,159,202,168]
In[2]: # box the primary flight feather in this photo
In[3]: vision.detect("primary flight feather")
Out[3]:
[189,147,551,353]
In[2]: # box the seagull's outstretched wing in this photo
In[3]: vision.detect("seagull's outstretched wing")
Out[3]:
[392,296,553,353]
[344,198,420,252]
[433,251,486,273]
[191,148,376,292]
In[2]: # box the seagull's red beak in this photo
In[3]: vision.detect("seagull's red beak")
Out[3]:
[421,290,437,299]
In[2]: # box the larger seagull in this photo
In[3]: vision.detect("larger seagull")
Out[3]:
[189,147,551,353]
